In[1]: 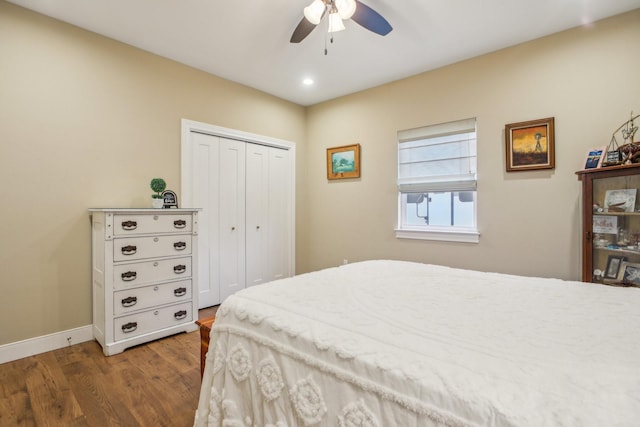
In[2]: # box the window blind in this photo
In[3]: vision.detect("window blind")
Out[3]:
[398,118,477,193]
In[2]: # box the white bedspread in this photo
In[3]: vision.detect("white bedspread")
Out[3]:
[194,260,640,427]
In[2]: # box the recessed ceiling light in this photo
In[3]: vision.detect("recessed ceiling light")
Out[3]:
[302,78,314,86]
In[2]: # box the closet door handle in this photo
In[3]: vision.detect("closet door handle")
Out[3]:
[121,296,137,307]
[173,264,186,274]
[174,310,188,320]
[121,220,137,230]
[121,322,137,333]
[121,271,137,282]
[174,287,187,297]
[173,241,186,251]
[121,245,137,255]
[173,219,187,229]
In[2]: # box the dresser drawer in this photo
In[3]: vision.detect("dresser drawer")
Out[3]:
[114,235,192,262]
[113,280,192,315]
[113,257,191,289]
[114,302,193,341]
[113,213,192,236]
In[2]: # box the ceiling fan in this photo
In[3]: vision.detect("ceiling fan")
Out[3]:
[290,0,392,43]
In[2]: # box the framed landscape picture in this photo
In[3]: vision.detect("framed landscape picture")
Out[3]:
[505,117,555,172]
[327,144,361,180]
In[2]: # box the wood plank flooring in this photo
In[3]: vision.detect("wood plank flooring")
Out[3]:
[0,306,218,427]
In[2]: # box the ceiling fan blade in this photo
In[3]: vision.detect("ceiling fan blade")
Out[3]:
[351,0,392,36]
[290,17,317,43]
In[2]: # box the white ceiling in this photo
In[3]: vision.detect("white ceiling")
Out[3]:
[8,0,640,106]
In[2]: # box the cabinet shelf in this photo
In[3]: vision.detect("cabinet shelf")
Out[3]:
[594,246,640,255]
[593,211,640,216]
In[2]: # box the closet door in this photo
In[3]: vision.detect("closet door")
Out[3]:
[267,147,291,281]
[245,144,269,287]
[246,144,291,286]
[183,121,295,307]
[219,138,246,302]
[190,132,220,307]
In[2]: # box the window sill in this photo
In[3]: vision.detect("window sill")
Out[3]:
[395,228,479,243]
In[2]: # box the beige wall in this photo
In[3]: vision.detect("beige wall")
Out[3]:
[0,1,307,345]
[1,0,638,348]
[305,10,640,279]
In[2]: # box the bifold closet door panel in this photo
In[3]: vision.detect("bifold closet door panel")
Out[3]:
[246,143,270,287]
[218,138,246,302]
[267,147,291,282]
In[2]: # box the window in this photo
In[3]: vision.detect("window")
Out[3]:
[396,118,479,243]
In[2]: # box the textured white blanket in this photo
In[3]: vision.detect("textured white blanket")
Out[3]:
[194,260,640,426]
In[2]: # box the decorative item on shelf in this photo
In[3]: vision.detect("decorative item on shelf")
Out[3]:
[604,255,626,279]
[604,189,637,212]
[583,146,605,169]
[602,111,639,166]
[162,190,178,209]
[619,261,640,286]
[150,178,166,208]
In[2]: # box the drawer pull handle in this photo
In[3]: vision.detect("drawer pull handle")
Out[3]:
[121,220,138,230]
[173,219,187,229]
[173,264,186,274]
[174,310,188,320]
[173,241,187,251]
[121,245,137,255]
[121,271,137,281]
[174,287,187,297]
[122,322,137,333]
[121,296,137,307]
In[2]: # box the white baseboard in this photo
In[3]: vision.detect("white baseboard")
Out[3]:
[0,325,94,365]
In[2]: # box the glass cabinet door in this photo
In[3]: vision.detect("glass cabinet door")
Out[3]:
[580,165,640,286]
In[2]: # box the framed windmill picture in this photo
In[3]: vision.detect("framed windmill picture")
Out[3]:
[505,117,555,172]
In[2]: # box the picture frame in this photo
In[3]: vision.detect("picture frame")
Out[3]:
[619,261,640,286]
[505,117,555,172]
[162,190,179,208]
[604,189,637,213]
[604,255,626,279]
[592,215,618,234]
[583,146,605,169]
[327,144,361,180]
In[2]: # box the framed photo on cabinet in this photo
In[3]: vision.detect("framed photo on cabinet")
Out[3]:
[605,255,626,279]
[619,261,640,286]
[583,147,605,170]
[604,189,637,212]
[327,144,360,180]
[505,117,555,172]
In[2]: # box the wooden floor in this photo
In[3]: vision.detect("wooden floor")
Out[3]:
[0,306,218,427]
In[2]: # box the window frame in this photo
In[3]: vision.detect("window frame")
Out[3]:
[395,118,479,243]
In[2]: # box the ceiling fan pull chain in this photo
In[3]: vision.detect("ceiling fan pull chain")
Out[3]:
[324,16,328,55]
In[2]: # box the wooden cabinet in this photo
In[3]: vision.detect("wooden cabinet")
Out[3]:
[577,164,640,286]
[89,208,199,355]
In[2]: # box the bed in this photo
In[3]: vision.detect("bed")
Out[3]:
[193,260,640,426]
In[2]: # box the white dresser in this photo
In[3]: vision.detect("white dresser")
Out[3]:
[89,208,199,356]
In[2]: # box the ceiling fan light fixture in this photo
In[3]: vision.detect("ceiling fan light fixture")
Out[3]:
[328,11,345,32]
[335,0,356,19]
[303,0,326,25]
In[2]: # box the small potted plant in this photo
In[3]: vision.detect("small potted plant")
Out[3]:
[150,178,166,208]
